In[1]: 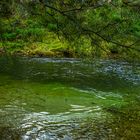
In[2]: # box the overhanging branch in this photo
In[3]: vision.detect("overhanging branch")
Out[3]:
[39,1,140,52]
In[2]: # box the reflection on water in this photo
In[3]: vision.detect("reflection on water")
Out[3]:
[0,56,140,140]
[21,105,104,140]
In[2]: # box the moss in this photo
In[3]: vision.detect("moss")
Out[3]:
[1,16,140,60]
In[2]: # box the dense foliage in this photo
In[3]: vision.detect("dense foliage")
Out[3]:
[0,0,140,59]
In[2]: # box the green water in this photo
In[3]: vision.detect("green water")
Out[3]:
[0,56,140,140]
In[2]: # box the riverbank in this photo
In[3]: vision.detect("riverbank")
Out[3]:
[0,47,140,63]
[1,17,140,61]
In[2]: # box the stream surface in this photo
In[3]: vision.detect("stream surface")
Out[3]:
[0,56,140,140]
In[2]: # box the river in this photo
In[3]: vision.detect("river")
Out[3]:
[0,56,139,140]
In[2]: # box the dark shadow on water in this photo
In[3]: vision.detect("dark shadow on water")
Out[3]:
[0,126,22,140]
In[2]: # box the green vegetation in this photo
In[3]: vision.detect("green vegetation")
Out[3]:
[0,1,140,138]
[0,0,140,59]
[0,17,69,57]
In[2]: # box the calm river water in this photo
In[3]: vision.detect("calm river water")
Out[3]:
[0,56,140,140]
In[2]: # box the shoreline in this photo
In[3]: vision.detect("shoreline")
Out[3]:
[0,51,140,64]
